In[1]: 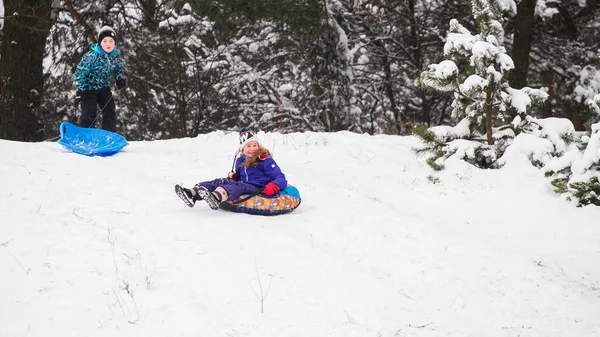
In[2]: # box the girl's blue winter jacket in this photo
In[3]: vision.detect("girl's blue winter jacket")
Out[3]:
[235,155,287,190]
[74,44,125,91]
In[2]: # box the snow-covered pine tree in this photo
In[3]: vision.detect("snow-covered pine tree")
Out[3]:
[419,0,548,145]
[558,94,600,206]
[414,0,548,171]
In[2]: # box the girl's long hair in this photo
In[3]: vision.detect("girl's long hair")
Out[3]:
[242,147,271,168]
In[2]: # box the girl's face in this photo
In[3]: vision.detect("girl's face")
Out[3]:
[100,37,115,53]
[242,140,260,157]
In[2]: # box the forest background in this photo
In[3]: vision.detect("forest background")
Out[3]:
[0,0,599,142]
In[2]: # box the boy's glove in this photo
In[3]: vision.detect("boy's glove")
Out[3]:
[116,78,126,90]
[227,171,237,180]
[263,182,279,196]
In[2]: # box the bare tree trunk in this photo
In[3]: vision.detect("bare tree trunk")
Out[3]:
[0,0,54,141]
[510,0,536,89]
[407,0,430,125]
[383,55,405,135]
[138,0,160,31]
[485,82,494,145]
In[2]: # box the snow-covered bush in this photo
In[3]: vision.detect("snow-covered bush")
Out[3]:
[543,120,600,206]
[412,117,511,169]
[492,115,600,207]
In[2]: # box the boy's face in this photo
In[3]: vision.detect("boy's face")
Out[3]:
[100,37,115,53]
[242,141,260,157]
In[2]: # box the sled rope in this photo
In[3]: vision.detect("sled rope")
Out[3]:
[45,92,115,142]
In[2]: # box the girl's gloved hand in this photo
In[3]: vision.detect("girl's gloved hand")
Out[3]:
[263,182,279,196]
[227,171,237,180]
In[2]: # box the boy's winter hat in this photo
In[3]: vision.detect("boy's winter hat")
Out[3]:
[97,26,116,43]
[239,129,262,150]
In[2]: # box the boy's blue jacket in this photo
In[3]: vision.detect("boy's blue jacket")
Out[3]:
[74,44,125,91]
[234,155,287,190]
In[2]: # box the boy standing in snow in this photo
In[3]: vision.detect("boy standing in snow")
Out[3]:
[74,26,126,132]
[175,129,288,210]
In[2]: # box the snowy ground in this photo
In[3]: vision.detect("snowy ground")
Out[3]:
[1,131,599,337]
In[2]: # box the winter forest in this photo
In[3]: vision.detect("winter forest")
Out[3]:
[0,0,598,142]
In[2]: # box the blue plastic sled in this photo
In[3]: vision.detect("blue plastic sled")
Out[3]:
[57,122,128,156]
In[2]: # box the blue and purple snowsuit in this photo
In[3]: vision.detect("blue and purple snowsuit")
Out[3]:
[196,154,287,201]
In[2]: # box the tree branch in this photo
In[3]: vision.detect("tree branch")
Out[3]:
[64,0,96,43]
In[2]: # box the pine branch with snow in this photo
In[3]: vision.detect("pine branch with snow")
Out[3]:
[412,124,446,170]
[587,93,600,115]
[413,117,508,170]
[568,177,600,206]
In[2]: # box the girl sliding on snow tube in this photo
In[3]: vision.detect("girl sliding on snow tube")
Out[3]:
[175,129,287,211]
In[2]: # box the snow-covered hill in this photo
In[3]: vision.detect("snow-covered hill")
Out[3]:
[1,131,599,337]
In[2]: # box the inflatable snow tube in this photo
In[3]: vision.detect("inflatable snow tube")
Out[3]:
[219,185,301,216]
[57,122,128,156]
